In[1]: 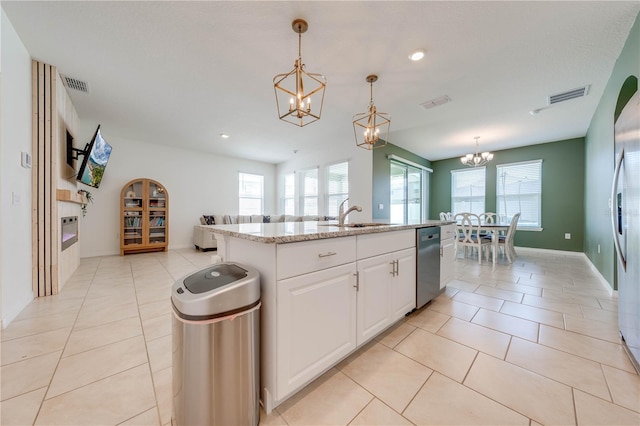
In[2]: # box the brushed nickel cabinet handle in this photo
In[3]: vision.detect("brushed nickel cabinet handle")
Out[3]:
[318,252,337,258]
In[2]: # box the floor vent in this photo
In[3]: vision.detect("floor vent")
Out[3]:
[420,95,451,110]
[61,75,90,93]
[548,86,589,105]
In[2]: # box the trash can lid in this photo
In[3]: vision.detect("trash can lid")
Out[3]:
[183,263,248,294]
[172,262,260,319]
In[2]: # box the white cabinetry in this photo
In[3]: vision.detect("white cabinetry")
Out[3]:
[356,251,395,343]
[277,263,357,398]
[356,230,416,345]
[392,248,417,318]
[217,228,418,413]
[275,236,357,400]
[440,224,456,288]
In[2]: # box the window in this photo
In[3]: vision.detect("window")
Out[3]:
[325,161,348,217]
[496,160,542,228]
[238,172,263,215]
[283,172,295,215]
[451,168,486,216]
[300,167,318,215]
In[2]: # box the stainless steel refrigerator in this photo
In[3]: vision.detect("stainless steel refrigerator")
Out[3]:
[612,91,640,372]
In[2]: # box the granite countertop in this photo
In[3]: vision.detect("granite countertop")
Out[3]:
[197,220,452,244]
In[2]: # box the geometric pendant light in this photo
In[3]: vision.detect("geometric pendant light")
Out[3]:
[273,19,327,127]
[352,74,390,150]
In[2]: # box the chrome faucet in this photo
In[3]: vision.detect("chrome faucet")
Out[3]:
[338,198,362,226]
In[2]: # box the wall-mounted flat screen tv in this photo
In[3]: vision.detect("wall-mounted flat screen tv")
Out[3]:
[77,125,112,188]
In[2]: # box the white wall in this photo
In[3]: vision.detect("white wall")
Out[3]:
[276,141,373,221]
[77,121,277,257]
[0,11,34,326]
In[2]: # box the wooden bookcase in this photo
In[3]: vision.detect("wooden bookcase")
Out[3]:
[120,178,169,255]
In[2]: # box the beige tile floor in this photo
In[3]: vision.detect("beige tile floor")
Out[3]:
[1,247,639,425]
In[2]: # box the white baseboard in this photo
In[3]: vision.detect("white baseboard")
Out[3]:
[581,253,617,298]
[513,246,615,298]
[513,246,584,257]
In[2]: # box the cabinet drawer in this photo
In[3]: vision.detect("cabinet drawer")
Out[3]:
[356,229,415,260]
[277,236,356,279]
[440,224,457,241]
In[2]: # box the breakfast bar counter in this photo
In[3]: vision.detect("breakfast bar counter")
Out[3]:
[197,219,446,244]
[199,220,451,413]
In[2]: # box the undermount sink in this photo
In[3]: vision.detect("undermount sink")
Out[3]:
[318,222,392,228]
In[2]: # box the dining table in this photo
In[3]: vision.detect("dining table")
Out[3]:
[480,221,512,265]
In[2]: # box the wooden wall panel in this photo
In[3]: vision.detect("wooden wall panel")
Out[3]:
[31,63,39,296]
[50,65,59,296]
[32,60,59,297]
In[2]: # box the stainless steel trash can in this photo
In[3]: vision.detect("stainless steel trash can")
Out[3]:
[172,262,260,426]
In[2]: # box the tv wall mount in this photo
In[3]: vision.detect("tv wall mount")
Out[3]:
[67,143,90,161]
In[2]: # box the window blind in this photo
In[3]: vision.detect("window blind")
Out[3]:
[451,168,486,216]
[325,161,348,216]
[284,172,295,215]
[496,160,542,228]
[300,167,318,216]
[239,172,264,215]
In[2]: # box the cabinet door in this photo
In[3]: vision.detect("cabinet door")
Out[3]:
[147,180,167,246]
[440,239,455,288]
[391,248,417,321]
[276,263,357,400]
[122,179,144,249]
[356,252,395,345]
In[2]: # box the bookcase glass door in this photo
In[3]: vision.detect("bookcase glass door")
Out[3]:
[148,181,167,245]
[122,180,144,247]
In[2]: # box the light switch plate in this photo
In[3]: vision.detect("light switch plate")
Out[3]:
[21,152,31,168]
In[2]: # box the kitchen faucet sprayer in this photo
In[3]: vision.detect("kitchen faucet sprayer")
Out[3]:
[338,198,363,226]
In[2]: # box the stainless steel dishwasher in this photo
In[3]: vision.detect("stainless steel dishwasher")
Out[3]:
[417,227,441,309]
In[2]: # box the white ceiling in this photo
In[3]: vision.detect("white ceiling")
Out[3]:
[3,1,639,164]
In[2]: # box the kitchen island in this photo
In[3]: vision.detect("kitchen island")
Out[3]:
[199,220,451,413]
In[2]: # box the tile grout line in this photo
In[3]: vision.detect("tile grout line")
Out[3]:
[135,252,174,426]
[135,249,203,425]
[424,301,633,414]
[31,256,101,423]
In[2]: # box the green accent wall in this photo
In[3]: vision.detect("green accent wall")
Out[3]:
[584,13,639,290]
[372,143,432,221]
[430,138,585,251]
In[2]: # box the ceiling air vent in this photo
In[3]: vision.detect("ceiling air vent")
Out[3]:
[60,75,90,94]
[420,95,451,110]
[548,86,589,105]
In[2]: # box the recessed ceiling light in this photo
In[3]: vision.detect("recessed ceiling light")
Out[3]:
[220,133,230,139]
[409,49,426,61]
